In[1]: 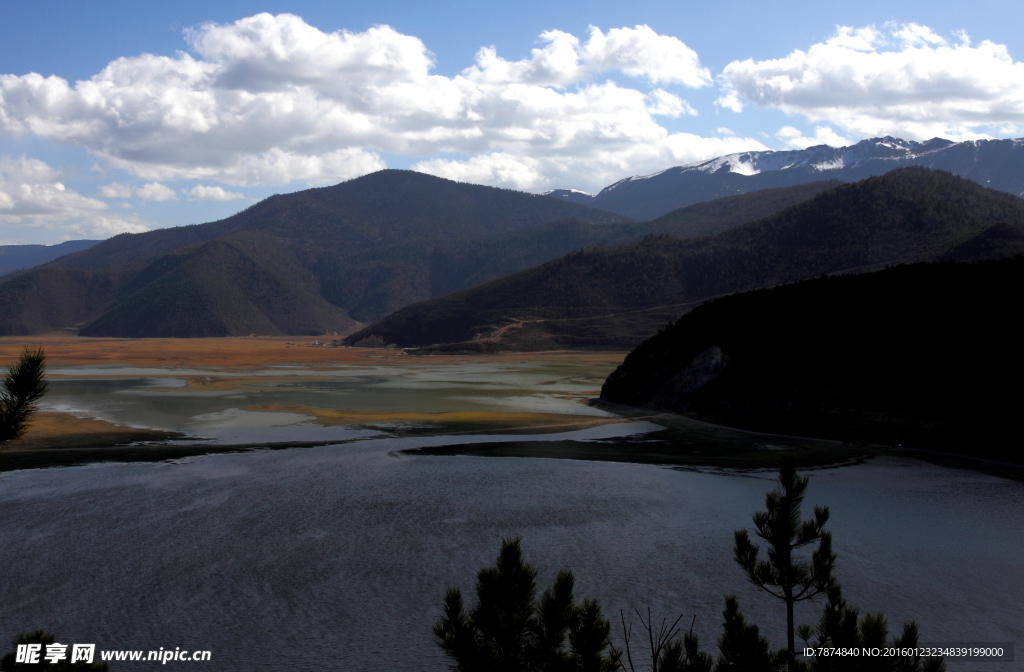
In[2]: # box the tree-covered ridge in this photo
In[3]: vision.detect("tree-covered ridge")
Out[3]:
[348,168,1024,351]
[600,256,1024,463]
[49,170,633,275]
[0,174,833,337]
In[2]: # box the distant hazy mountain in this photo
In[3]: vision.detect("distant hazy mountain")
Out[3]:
[553,137,1024,220]
[347,168,1024,352]
[0,240,100,277]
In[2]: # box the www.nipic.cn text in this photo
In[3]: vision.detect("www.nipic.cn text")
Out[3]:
[16,643,212,665]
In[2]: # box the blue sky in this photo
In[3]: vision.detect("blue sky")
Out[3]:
[2,0,1022,244]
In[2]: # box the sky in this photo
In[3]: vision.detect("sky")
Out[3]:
[2,0,1023,245]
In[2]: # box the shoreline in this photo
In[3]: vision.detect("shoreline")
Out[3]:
[5,407,1021,481]
[406,401,1024,480]
[2,339,1018,480]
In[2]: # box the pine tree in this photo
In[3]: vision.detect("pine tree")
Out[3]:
[733,456,835,672]
[714,596,782,672]
[433,537,620,672]
[0,347,48,447]
[797,584,946,672]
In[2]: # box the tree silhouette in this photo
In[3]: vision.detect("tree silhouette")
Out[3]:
[797,584,945,672]
[0,347,48,448]
[733,456,835,672]
[714,596,781,672]
[433,537,620,672]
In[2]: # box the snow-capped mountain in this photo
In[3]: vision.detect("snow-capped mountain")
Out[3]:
[559,137,1024,221]
[681,136,959,177]
[541,188,595,206]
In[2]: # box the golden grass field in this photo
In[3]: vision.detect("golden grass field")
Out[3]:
[0,335,626,369]
[248,405,625,436]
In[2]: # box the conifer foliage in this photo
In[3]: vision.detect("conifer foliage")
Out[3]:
[433,537,621,672]
[733,456,835,671]
[0,347,47,447]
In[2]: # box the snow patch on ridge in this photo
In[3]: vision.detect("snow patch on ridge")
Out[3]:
[543,188,593,196]
[812,158,845,171]
[589,135,1024,203]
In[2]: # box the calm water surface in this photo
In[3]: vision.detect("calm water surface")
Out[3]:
[1,360,1020,671]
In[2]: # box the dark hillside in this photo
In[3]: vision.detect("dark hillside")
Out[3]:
[600,257,1024,462]
[0,175,834,336]
[52,170,631,273]
[630,180,839,239]
[51,224,229,272]
[229,169,630,240]
[303,182,839,320]
[940,223,1024,261]
[81,234,356,337]
[348,168,1024,351]
[0,266,136,335]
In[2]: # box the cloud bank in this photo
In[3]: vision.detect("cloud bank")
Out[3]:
[1,14,1022,212]
[0,157,149,237]
[186,185,244,201]
[719,23,1024,140]
[0,13,760,192]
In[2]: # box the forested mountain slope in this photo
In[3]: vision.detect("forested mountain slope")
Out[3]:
[600,257,1024,462]
[348,168,1024,351]
[0,173,832,337]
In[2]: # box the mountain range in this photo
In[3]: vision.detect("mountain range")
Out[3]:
[348,168,1024,352]
[0,240,100,277]
[0,172,838,337]
[2,135,1022,342]
[0,171,640,336]
[545,136,1024,220]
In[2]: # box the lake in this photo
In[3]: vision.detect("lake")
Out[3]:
[1,355,1020,670]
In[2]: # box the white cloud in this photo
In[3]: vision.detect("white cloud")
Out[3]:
[715,91,744,113]
[582,26,711,86]
[0,156,150,237]
[646,90,696,117]
[826,26,882,52]
[64,214,151,239]
[99,180,178,201]
[413,153,544,191]
[718,23,1024,140]
[893,23,946,48]
[186,184,244,201]
[464,25,711,88]
[99,182,134,198]
[135,182,177,201]
[775,126,853,149]
[0,13,736,192]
